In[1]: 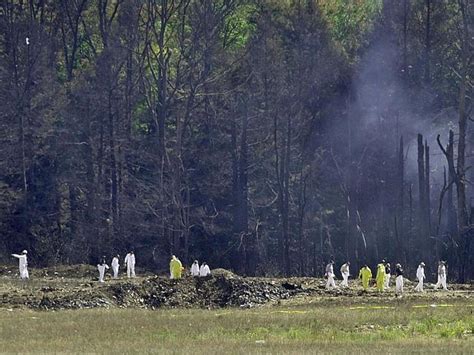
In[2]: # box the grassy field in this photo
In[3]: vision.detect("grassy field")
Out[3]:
[1,298,473,354]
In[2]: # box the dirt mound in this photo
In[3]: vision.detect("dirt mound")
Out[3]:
[103,275,298,309]
[0,273,308,310]
[211,268,238,279]
[0,267,472,311]
[163,275,295,308]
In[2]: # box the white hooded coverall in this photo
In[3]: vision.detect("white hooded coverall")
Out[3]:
[199,264,211,277]
[12,252,29,279]
[395,276,403,294]
[340,263,349,287]
[124,253,136,278]
[111,257,120,278]
[414,265,425,292]
[435,265,448,290]
[190,261,200,276]
[325,263,336,289]
[384,266,391,289]
[97,263,109,283]
[395,267,404,295]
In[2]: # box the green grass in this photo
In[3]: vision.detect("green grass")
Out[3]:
[1,299,473,354]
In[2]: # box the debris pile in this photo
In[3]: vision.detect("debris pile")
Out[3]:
[0,265,471,311]
[0,270,316,310]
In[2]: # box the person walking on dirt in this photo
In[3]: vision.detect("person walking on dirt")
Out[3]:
[434,261,448,290]
[190,260,200,277]
[199,262,211,277]
[111,254,120,279]
[11,250,29,280]
[414,262,426,292]
[384,262,391,289]
[97,258,109,283]
[170,255,183,279]
[376,262,386,292]
[124,251,136,278]
[340,261,350,287]
[358,265,372,291]
[395,263,404,295]
[325,261,337,289]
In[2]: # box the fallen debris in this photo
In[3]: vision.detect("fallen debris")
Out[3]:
[0,265,472,311]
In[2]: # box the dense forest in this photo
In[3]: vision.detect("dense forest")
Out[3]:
[0,0,472,280]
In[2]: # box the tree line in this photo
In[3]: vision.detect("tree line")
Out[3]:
[0,0,472,280]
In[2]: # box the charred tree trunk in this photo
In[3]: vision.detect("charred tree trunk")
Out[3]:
[274,109,292,276]
[397,136,406,264]
[297,166,308,275]
[456,0,470,282]
[108,92,118,241]
[446,130,457,235]
[409,183,413,242]
[425,142,431,238]
[456,16,469,231]
[398,136,404,215]
[417,134,426,238]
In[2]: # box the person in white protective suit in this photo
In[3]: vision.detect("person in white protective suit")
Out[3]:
[190,260,200,277]
[199,262,211,277]
[395,263,404,296]
[414,262,426,292]
[111,254,120,279]
[325,261,337,289]
[434,261,448,290]
[97,258,109,283]
[11,250,29,280]
[124,251,136,278]
[384,262,391,289]
[340,261,350,287]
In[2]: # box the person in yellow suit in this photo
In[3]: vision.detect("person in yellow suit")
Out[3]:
[376,262,386,291]
[170,255,183,279]
[359,264,372,291]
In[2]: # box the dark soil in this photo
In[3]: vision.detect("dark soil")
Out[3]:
[0,264,472,310]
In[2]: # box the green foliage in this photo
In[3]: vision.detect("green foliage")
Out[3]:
[319,0,383,61]
[221,3,258,50]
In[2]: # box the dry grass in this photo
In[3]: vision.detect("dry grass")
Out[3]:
[1,298,473,354]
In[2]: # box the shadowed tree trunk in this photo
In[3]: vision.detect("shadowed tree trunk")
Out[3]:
[397,136,406,264]
[417,134,426,239]
[425,142,431,238]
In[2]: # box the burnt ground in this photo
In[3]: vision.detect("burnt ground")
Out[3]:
[0,265,472,310]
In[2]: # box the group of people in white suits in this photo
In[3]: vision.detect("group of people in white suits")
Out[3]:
[324,259,450,293]
[413,261,448,292]
[190,260,211,277]
[11,249,213,283]
[10,249,136,283]
[9,249,451,292]
[97,251,136,283]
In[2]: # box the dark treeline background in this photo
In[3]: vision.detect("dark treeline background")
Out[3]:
[0,0,472,280]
